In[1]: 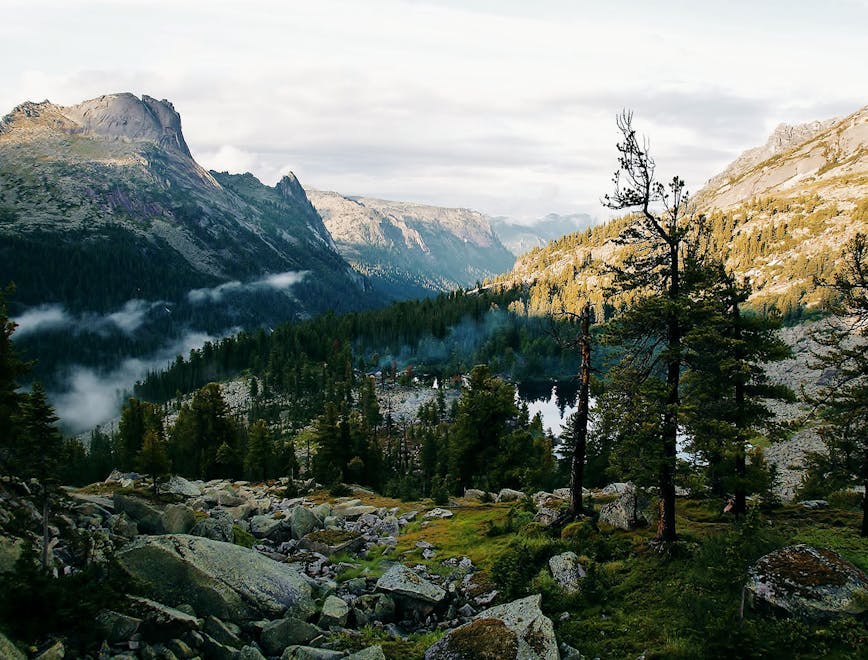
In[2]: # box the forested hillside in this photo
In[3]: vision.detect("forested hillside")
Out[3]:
[495,106,868,322]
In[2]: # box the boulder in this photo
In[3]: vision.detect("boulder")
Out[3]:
[127,596,200,639]
[33,640,65,660]
[464,488,487,501]
[238,646,268,660]
[0,535,25,573]
[163,476,202,498]
[424,508,454,519]
[353,593,396,625]
[598,484,649,530]
[497,488,525,502]
[548,551,586,593]
[601,482,630,495]
[260,617,321,656]
[319,594,350,628]
[298,529,364,555]
[114,493,165,534]
[290,506,323,539]
[746,544,868,621]
[425,594,558,660]
[375,563,446,604]
[203,615,243,649]
[110,513,140,539]
[250,514,289,540]
[163,504,197,535]
[117,534,314,622]
[0,629,26,660]
[799,500,829,510]
[281,647,344,660]
[95,609,142,643]
[190,510,234,542]
[348,646,386,660]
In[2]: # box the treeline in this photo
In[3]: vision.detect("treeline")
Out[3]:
[494,190,863,324]
[134,287,577,403]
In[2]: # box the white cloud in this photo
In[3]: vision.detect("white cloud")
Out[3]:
[13,299,164,337]
[51,330,217,433]
[13,304,70,337]
[0,1,865,220]
[186,270,309,304]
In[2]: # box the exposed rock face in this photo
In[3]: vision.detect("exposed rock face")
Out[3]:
[747,544,868,621]
[425,594,559,660]
[116,534,314,621]
[492,213,595,257]
[0,629,26,660]
[309,189,515,299]
[61,93,193,157]
[598,483,649,530]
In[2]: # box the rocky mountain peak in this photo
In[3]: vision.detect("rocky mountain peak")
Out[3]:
[276,172,308,202]
[61,93,192,157]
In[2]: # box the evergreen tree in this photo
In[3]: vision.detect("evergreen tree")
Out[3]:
[0,286,29,473]
[602,111,712,543]
[244,419,272,482]
[136,428,170,497]
[804,233,868,536]
[18,382,63,569]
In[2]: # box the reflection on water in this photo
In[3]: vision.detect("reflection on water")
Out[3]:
[517,380,580,437]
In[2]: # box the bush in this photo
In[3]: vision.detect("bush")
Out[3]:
[491,535,563,600]
[328,482,353,498]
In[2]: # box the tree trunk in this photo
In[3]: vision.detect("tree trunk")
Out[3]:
[42,493,50,571]
[733,291,747,517]
[862,477,867,538]
[659,244,680,542]
[569,303,592,519]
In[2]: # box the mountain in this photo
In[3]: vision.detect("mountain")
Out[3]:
[308,189,515,299]
[0,93,373,382]
[491,213,596,256]
[493,105,868,319]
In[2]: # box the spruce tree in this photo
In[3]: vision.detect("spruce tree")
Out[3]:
[0,286,29,473]
[136,428,170,497]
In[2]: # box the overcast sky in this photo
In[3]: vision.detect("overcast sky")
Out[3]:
[2,0,866,221]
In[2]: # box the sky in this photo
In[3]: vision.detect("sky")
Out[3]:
[2,0,866,221]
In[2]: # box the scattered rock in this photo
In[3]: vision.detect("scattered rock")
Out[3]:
[0,629,26,660]
[497,488,525,502]
[747,544,868,621]
[347,646,387,660]
[598,483,649,530]
[319,594,350,628]
[190,510,234,542]
[290,506,324,539]
[261,617,321,655]
[163,504,197,535]
[424,508,454,519]
[95,609,142,643]
[127,596,201,639]
[33,640,65,660]
[425,594,559,659]
[798,500,829,510]
[548,551,586,593]
[376,563,447,604]
[114,493,165,535]
[163,476,202,498]
[281,646,344,660]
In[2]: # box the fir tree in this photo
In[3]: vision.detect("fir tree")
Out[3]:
[136,428,170,497]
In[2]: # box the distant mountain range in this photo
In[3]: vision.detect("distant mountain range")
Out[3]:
[496,104,868,318]
[308,189,515,300]
[491,213,595,256]
[0,93,375,382]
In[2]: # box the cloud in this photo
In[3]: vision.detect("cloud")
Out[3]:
[12,299,165,337]
[187,271,308,304]
[13,304,71,337]
[51,330,217,434]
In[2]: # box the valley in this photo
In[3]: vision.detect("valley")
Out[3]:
[1,81,866,660]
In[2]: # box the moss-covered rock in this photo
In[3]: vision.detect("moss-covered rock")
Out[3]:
[747,544,868,621]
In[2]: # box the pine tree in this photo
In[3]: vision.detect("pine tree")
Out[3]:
[602,111,712,543]
[244,419,271,482]
[804,233,868,536]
